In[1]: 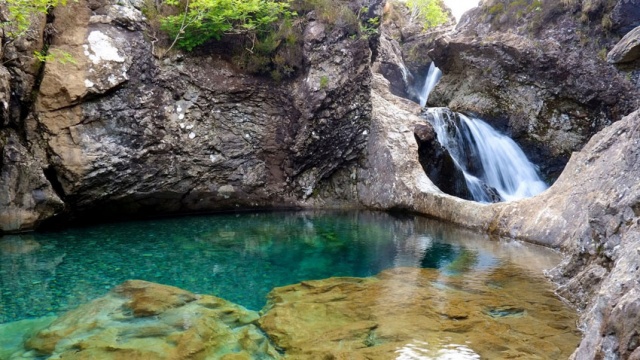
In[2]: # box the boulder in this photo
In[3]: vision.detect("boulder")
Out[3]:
[23,280,281,359]
[5,0,384,229]
[608,25,640,64]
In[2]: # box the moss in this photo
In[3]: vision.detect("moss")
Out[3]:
[598,47,608,61]
[601,14,612,31]
[488,3,505,15]
[319,75,329,89]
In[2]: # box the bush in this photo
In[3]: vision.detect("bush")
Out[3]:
[407,0,448,29]
[1,0,70,37]
[160,0,294,51]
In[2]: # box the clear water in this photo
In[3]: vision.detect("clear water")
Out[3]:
[0,211,562,324]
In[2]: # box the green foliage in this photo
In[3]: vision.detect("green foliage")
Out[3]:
[407,0,448,29]
[359,15,379,39]
[319,75,328,89]
[1,0,71,38]
[488,3,505,15]
[34,48,77,65]
[160,0,294,51]
[157,0,381,80]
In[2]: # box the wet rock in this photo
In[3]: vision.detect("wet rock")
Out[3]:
[414,123,472,200]
[608,26,640,64]
[23,280,281,359]
[259,267,580,359]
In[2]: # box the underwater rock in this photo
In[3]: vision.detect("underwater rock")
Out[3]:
[259,267,579,359]
[23,280,281,359]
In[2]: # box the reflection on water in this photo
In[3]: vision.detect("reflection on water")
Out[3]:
[397,341,480,360]
[1,211,562,324]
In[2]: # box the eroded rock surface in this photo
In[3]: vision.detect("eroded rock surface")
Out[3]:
[259,267,580,359]
[21,280,281,359]
[0,130,64,232]
[0,0,383,231]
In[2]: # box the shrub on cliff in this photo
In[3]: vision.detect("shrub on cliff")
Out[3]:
[1,0,69,37]
[1,0,76,64]
[407,0,448,28]
[157,0,380,80]
[160,0,294,52]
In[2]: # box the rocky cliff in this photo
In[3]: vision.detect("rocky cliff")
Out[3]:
[0,0,383,232]
[428,0,640,180]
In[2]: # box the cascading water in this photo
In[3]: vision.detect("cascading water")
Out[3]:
[418,64,548,203]
[418,63,442,107]
[427,109,548,202]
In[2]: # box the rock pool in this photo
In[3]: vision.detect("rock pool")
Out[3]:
[0,211,580,359]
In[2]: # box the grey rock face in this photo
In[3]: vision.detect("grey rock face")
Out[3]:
[611,0,640,35]
[373,1,455,104]
[13,0,379,227]
[608,26,640,64]
[539,109,640,360]
[0,130,64,232]
[359,72,640,358]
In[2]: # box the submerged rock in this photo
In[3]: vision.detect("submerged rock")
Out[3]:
[259,267,580,359]
[22,280,281,359]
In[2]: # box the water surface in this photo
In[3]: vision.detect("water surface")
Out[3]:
[1,211,565,324]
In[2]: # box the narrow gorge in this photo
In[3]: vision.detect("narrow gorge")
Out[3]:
[1,0,640,358]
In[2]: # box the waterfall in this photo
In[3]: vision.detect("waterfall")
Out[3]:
[418,63,442,107]
[417,63,547,203]
[427,108,548,202]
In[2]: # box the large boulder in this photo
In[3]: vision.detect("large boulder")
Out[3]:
[0,0,383,230]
